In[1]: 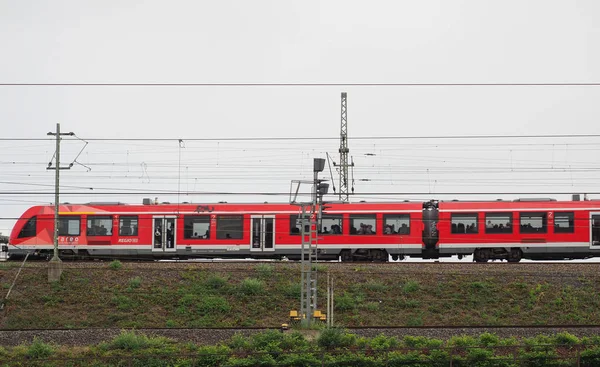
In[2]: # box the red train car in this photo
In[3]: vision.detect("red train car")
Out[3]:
[8,198,600,262]
[436,199,600,262]
[8,200,423,261]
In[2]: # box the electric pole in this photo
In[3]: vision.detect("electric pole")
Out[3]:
[334,92,353,202]
[291,158,328,327]
[47,123,74,282]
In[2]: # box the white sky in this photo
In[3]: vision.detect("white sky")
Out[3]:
[1,0,600,235]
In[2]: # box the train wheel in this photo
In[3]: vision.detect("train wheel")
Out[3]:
[372,250,388,262]
[340,250,352,262]
[508,248,522,263]
[473,249,489,263]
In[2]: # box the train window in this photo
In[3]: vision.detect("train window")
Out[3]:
[485,213,513,234]
[119,216,138,236]
[289,215,309,235]
[349,215,376,235]
[520,212,547,234]
[18,216,37,238]
[554,212,575,233]
[321,215,343,235]
[58,216,81,236]
[383,214,410,235]
[184,215,211,239]
[451,213,478,234]
[216,215,244,239]
[87,216,112,236]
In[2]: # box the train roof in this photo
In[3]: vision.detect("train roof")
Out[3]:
[23,200,424,216]
[438,199,600,211]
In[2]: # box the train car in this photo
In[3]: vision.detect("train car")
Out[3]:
[9,197,600,262]
[8,200,424,261]
[435,198,600,262]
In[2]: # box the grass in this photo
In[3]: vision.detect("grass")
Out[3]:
[2,263,600,329]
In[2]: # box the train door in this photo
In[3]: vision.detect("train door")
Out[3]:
[250,215,275,252]
[590,213,600,249]
[152,216,177,252]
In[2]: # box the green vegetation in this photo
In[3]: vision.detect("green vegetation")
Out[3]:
[108,260,122,270]
[2,330,600,366]
[1,262,600,329]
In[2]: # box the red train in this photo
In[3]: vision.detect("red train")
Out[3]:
[8,197,600,262]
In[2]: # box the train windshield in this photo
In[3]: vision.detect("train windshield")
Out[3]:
[18,216,37,238]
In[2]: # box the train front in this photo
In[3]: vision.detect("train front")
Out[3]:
[7,205,46,258]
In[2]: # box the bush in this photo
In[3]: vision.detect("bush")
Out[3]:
[239,278,264,295]
[128,276,142,289]
[448,335,478,347]
[479,332,500,347]
[196,345,231,367]
[282,282,302,299]
[102,330,171,351]
[255,264,274,278]
[205,275,228,289]
[317,328,356,349]
[403,335,443,349]
[197,296,231,314]
[334,292,355,311]
[109,260,123,270]
[580,346,600,365]
[25,337,54,359]
[369,334,399,351]
[553,332,579,346]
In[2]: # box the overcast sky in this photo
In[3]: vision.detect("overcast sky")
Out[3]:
[1,0,600,235]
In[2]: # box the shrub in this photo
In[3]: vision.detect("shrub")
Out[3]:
[102,330,171,351]
[580,346,600,365]
[406,315,423,327]
[239,278,264,295]
[128,276,142,289]
[278,353,321,366]
[479,332,500,347]
[282,282,302,299]
[334,292,355,311]
[255,264,274,278]
[205,275,228,289]
[317,328,356,349]
[109,260,123,270]
[448,335,478,347]
[196,345,231,367]
[369,334,399,351]
[403,335,443,349]
[25,337,54,359]
[228,333,251,350]
[553,332,579,346]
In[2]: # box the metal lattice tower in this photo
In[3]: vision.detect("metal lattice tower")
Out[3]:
[338,92,351,202]
[299,204,318,325]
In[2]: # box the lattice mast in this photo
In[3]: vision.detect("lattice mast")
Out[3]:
[291,159,327,326]
[337,92,353,202]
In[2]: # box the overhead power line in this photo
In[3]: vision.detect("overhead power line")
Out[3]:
[2,134,600,142]
[2,82,600,87]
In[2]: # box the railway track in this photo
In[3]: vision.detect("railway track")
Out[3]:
[4,256,600,265]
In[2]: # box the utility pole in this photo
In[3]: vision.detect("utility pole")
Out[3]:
[47,123,74,282]
[333,92,353,202]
